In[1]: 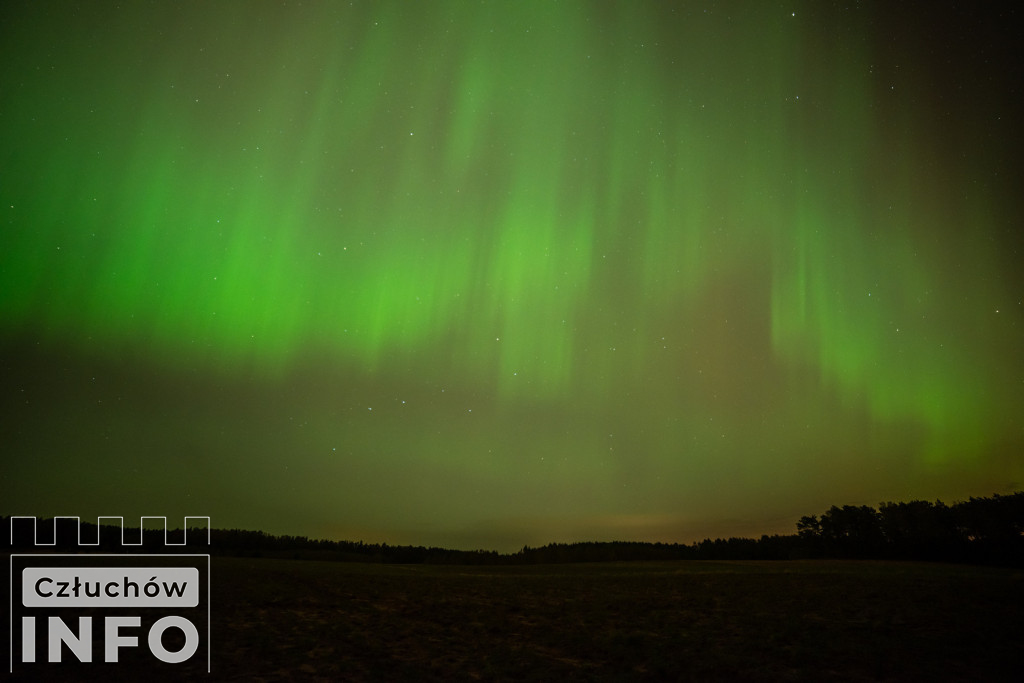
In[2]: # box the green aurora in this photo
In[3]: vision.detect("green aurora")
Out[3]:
[2,1,1022,550]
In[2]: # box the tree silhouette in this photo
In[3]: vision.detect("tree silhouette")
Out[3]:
[5,491,1021,565]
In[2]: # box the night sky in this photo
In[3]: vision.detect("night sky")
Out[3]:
[2,1,1022,552]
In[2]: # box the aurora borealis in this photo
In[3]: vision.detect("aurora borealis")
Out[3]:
[2,1,1022,551]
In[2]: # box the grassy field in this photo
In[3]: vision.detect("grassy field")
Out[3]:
[6,558,1022,681]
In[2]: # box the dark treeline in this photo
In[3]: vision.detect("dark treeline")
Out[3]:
[793,493,1024,566]
[5,492,1022,566]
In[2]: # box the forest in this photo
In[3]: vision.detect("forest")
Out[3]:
[5,492,1023,566]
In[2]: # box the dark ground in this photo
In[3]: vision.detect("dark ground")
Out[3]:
[5,558,1022,681]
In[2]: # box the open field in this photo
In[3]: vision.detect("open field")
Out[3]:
[6,558,1022,681]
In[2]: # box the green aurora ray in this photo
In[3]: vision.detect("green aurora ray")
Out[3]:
[2,1,1021,548]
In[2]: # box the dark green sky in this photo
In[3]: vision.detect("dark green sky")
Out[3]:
[2,1,1022,551]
